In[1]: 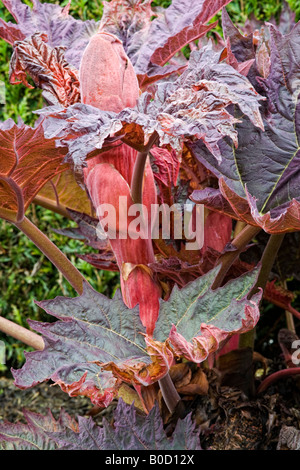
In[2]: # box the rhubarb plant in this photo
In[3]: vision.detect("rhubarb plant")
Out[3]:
[0,0,299,451]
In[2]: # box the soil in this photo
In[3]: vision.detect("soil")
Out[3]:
[1,357,300,451]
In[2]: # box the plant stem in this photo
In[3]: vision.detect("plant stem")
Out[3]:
[158,374,185,417]
[131,150,148,205]
[14,216,87,295]
[249,233,285,298]
[0,316,44,350]
[257,367,300,394]
[233,220,246,237]
[130,132,158,205]
[33,195,71,219]
[287,303,300,321]
[239,233,285,349]
[130,132,183,416]
[212,224,261,290]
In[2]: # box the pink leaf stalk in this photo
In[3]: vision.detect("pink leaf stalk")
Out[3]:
[80,32,161,335]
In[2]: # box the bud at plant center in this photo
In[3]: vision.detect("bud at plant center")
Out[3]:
[80,32,140,112]
[79,30,161,335]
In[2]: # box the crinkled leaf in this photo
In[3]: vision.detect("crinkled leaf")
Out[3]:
[10,33,80,106]
[0,408,77,450]
[39,43,264,176]
[37,103,121,180]
[190,22,300,234]
[50,400,201,450]
[99,0,153,56]
[263,279,297,314]
[12,283,173,407]
[153,266,262,363]
[122,44,264,158]
[0,0,99,69]
[0,118,68,223]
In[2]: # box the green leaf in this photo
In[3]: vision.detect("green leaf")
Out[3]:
[154,266,262,363]
[12,283,173,407]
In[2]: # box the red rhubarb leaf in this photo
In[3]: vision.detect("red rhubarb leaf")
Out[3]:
[10,33,80,106]
[0,119,68,223]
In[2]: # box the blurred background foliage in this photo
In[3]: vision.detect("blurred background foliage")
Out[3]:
[0,0,299,372]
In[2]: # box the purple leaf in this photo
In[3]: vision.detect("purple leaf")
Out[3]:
[11,283,172,407]
[60,209,108,251]
[190,22,300,234]
[39,43,264,175]
[222,8,255,63]
[0,408,77,450]
[50,400,201,450]
[53,209,119,271]
[133,0,233,83]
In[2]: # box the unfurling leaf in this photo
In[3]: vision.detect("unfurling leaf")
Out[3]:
[10,33,80,106]
[0,119,68,223]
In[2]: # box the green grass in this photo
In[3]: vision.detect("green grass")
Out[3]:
[0,0,298,373]
[0,206,119,372]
